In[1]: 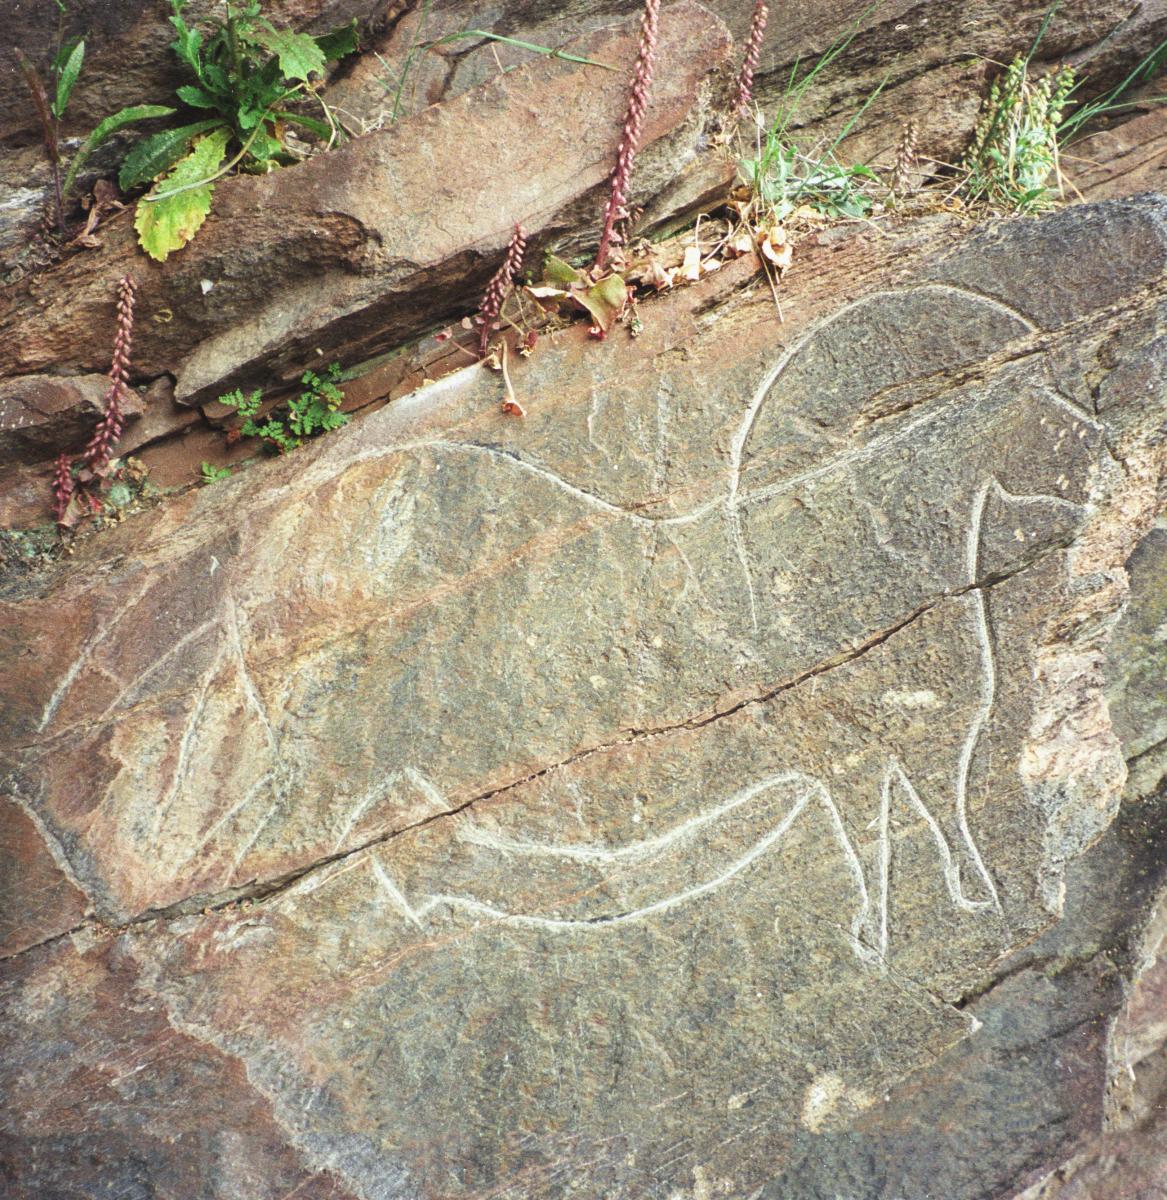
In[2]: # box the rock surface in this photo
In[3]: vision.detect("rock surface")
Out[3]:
[0,2,732,404]
[2,197,1166,1197]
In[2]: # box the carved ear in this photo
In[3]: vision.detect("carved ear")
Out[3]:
[972,478,1087,584]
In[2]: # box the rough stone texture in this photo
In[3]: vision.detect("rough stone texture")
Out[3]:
[2,197,1166,1198]
[316,0,1167,172]
[1068,104,1167,203]
[0,3,733,406]
[0,372,144,467]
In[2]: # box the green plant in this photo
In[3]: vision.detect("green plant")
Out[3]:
[958,0,1166,213]
[124,0,358,261]
[219,362,348,454]
[1057,39,1167,143]
[200,462,233,484]
[736,10,886,222]
[17,7,175,236]
[959,55,1075,212]
[740,141,881,220]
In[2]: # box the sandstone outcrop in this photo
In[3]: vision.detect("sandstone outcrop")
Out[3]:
[2,196,1165,1197]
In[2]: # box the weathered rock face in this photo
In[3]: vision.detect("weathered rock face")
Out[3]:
[2,196,1165,1197]
[0,3,733,403]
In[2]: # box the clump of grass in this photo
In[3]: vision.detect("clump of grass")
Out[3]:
[1057,39,1167,143]
[736,10,886,223]
[740,136,882,220]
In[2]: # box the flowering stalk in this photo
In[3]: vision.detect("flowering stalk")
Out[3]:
[734,1,769,118]
[594,0,660,273]
[51,453,75,525]
[890,119,919,195]
[478,224,527,358]
[81,274,136,475]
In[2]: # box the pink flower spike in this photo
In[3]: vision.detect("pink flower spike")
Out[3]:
[477,224,527,359]
[594,0,660,273]
[51,453,74,526]
[734,1,769,118]
[81,274,137,475]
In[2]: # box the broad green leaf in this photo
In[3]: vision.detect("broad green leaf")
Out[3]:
[119,118,223,190]
[543,253,585,286]
[62,104,177,197]
[236,100,264,130]
[252,25,326,82]
[247,126,284,164]
[315,21,359,62]
[52,38,85,118]
[201,61,230,97]
[176,84,218,109]
[135,127,229,261]
[577,274,628,333]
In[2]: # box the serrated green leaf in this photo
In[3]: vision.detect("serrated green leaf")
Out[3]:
[315,21,359,62]
[135,127,229,261]
[62,104,178,197]
[169,15,203,75]
[176,84,218,109]
[91,104,179,148]
[236,100,263,131]
[119,119,224,190]
[252,25,326,82]
[202,61,230,96]
[52,38,85,119]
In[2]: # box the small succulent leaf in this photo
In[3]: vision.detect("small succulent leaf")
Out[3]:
[134,127,229,261]
[251,25,327,82]
[525,285,571,303]
[52,38,85,118]
[543,253,586,286]
[119,118,223,190]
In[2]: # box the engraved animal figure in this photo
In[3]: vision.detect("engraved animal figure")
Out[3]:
[26,286,1102,942]
[359,476,1087,969]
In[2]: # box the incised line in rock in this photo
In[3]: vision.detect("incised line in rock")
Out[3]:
[0,527,1082,965]
[345,482,1062,968]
